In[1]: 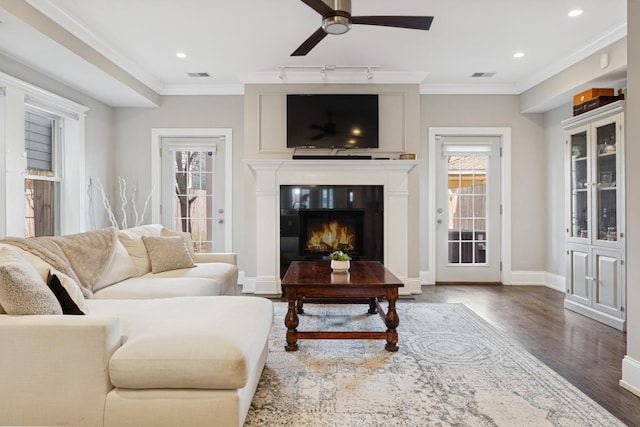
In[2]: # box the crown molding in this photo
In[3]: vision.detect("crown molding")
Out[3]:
[420,83,519,95]
[515,20,627,93]
[238,70,428,85]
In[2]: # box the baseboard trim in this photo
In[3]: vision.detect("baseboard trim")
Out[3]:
[621,356,640,397]
[420,270,564,292]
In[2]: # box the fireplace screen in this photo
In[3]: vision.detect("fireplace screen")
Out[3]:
[299,209,364,257]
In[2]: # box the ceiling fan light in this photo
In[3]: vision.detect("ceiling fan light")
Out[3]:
[322,16,352,34]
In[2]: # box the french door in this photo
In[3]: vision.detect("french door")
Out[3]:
[160,137,227,252]
[434,135,502,282]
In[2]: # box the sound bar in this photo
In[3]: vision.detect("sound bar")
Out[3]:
[292,155,372,160]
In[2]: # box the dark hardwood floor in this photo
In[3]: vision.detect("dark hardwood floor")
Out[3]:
[411,285,640,426]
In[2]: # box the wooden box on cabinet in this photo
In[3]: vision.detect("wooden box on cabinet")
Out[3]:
[573,88,615,105]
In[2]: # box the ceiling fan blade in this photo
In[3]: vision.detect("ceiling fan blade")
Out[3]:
[351,16,434,30]
[300,0,335,16]
[291,27,328,56]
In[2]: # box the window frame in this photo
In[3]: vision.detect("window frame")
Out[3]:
[1,71,89,237]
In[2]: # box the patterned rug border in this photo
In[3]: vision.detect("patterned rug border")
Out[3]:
[245,302,623,427]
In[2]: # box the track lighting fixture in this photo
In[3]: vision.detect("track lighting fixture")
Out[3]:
[276,65,378,82]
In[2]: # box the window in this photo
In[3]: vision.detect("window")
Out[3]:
[24,109,61,237]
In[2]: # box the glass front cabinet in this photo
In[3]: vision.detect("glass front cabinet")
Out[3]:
[563,101,625,330]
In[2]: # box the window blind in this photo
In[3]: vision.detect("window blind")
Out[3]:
[25,111,53,171]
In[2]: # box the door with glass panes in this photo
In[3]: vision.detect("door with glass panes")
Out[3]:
[435,136,502,282]
[160,137,227,253]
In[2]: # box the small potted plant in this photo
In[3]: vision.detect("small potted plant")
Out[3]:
[329,250,351,272]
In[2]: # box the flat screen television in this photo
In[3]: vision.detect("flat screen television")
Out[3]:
[286,94,379,149]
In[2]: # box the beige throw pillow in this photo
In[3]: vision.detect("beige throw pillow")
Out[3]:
[117,225,163,276]
[141,236,196,274]
[160,228,196,262]
[0,247,62,315]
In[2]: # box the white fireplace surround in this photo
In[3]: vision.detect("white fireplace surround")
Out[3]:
[246,159,418,295]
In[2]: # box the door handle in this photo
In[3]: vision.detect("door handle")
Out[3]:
[437,219,443,224]
[218,219,224,224]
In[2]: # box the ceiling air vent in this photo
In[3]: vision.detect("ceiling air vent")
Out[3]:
[187,72,211,78]
[471,72,496,78]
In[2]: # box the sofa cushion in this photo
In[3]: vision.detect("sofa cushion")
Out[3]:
[143,262,238,296]
[92,277,227,299]
[86,296,273,390]
[160,227,196,261]
[0,247,62,315]
[47,273,86,315]
[142,236,195,274]
[93,240,137,291]
[118,224,163,276]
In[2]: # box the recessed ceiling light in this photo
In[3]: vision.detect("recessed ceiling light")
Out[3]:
[568,9,583,17]
[513,52,525,59]
[176,52,187,59]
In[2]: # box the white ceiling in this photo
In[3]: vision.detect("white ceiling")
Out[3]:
[0,0,628,108]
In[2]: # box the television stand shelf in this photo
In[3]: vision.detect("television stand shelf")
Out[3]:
[292,155,372,160]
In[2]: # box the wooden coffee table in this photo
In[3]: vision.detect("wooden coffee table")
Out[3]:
[281,261,404,352]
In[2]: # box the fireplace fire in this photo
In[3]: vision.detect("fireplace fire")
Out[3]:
[299,209,364,258]
[305,220,356,253]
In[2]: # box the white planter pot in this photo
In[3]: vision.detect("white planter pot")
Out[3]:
[331,260,350,272]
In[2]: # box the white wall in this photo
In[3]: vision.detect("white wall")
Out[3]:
[242,84,422,279]
[543,104,574,283]
[112,95,245,265]
[622,0,640,397]
[420,95,547,274]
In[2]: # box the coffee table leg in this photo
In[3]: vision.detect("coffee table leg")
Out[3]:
[368,298,377,314]
[285,292,300,351]
[384,297,399,352]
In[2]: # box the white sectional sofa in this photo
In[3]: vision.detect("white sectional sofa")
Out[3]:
[0,225,273,427]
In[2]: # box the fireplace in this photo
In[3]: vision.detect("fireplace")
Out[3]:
[246,159,416,295]
[280,185,383,277]
[299,209,364,257]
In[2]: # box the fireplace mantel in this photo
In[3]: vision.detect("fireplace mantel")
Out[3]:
[246,159,418,295]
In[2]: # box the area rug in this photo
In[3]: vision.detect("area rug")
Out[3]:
[245,303,623,427]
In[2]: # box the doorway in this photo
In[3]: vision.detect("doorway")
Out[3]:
[427,128,511,284]
[151,128,232,253]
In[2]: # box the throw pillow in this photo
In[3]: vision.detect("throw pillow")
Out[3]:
[93,239,138,291]
[0,247,62,315]
[117,225,163,276]
[141,236,196,274]
[160,227,196,262]
[47,272,86,315]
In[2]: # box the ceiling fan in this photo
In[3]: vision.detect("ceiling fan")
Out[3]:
[292,0,434,56]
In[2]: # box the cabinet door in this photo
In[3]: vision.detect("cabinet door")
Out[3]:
[593,247,624,318]
[566,124,591,242]
[592,115,622,248]
[566,245,591,305]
